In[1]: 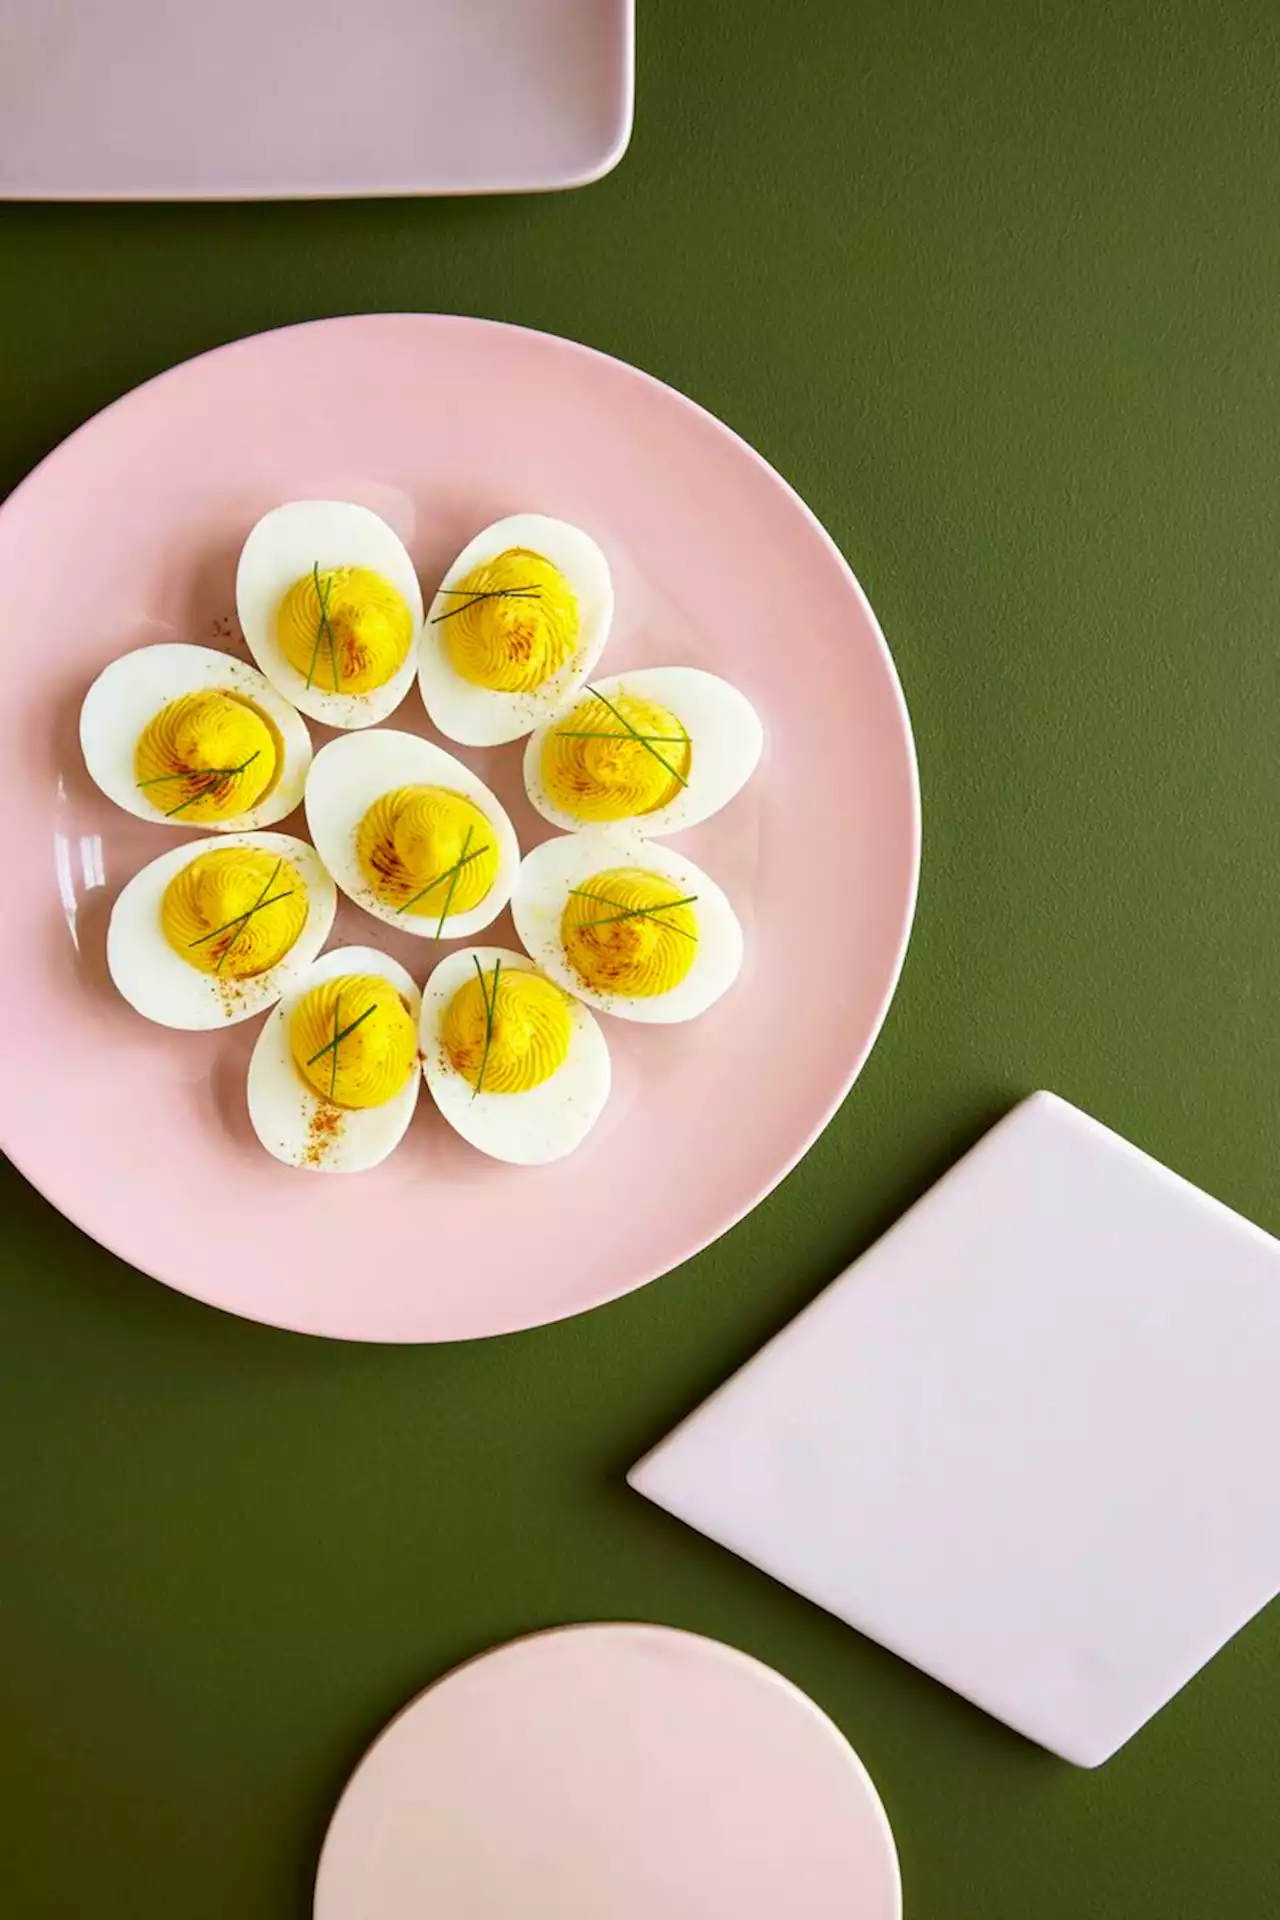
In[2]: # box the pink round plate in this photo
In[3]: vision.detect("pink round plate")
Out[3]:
[0,316,919,1341]
[314,1623,901,1918]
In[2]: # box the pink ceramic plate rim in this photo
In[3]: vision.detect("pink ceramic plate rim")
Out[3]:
[314,1623,902,1918]
[0,315,920,1342]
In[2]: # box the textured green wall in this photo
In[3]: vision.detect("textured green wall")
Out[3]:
[4,3,1280,1914]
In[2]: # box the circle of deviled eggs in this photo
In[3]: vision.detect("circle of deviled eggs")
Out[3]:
[80,643,312,831]
[236,500,424,730]
[419,513,613,747]
[511,829,744,1024]
[247,946,422,1173]
[420,945,611,1165]
[107,831,336,1030]
[305,729,520,941]
[523,665,764,837]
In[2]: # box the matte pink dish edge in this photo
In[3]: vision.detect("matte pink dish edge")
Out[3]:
[0,315,920,1342]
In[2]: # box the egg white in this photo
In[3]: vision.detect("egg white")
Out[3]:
[419,513,613,747]
[107,831,337,1031]
[80,643,312,830]
[236,500,424,729]
[523,666,764,837]
[247,945,422,1174]
[511,830,744,1025]
[421,946,611,1165]
[305,729,520,941]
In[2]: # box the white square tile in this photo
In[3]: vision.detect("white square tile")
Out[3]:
[630,1093,1280,1765]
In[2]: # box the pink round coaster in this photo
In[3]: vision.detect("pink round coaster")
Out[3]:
[0,315,919,1340]
[314,1624,901,1919]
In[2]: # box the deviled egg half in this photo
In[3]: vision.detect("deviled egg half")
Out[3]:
[512,830,743,1025]
[80,643,311,830]
[248,946,421,1173]
[524,666,763,837]
[421,946,611,1165]
[305,730,519,941]
[236,500,423,729]
[419,513,613,747]
[107,831,336,1030]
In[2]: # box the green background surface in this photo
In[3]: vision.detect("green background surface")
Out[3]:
[4,2,1280,1914]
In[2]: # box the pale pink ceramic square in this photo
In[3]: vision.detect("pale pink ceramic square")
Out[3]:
[633,1094,1280,1764]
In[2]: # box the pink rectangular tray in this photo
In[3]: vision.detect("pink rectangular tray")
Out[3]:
[0,0,633,200]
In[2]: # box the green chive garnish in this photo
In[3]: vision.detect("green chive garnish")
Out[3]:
[305,564,340,692]
[431,586,542,625]
[472,954,501,1099]
[395,834,490,922]
[137,751,262,789]
[212,891,295,973]
[552,731,688,743]
[569,887,699,940]
[305,998,378,1100]
[326,991,342,1099]
[139,748,262,817]
[182,855,295,975]
[583,687,689,788]
[432,826,476,937]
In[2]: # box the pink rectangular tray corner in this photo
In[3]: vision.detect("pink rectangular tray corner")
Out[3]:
[0,0,634,201]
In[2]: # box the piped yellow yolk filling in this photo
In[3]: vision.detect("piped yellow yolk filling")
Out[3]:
[289,974,417,1110]
[277,566,413,694]
[161,847,307,978]
[356,785,498,922]
[443,967,572,1094]
[541,690,691,822]
[441,547,579,693]
[135,690,279,823]
[561,868,698,999]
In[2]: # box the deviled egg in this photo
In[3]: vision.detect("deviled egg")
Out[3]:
[247,946,421,1173]
[524,666,763,836]
[419,513,612,747]
[107,831,336,1030]
[421,946,611,1165]
[80,644,311,830]
[511,830,743,1024]
[236,500,423,729]
[305,730,519,940]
